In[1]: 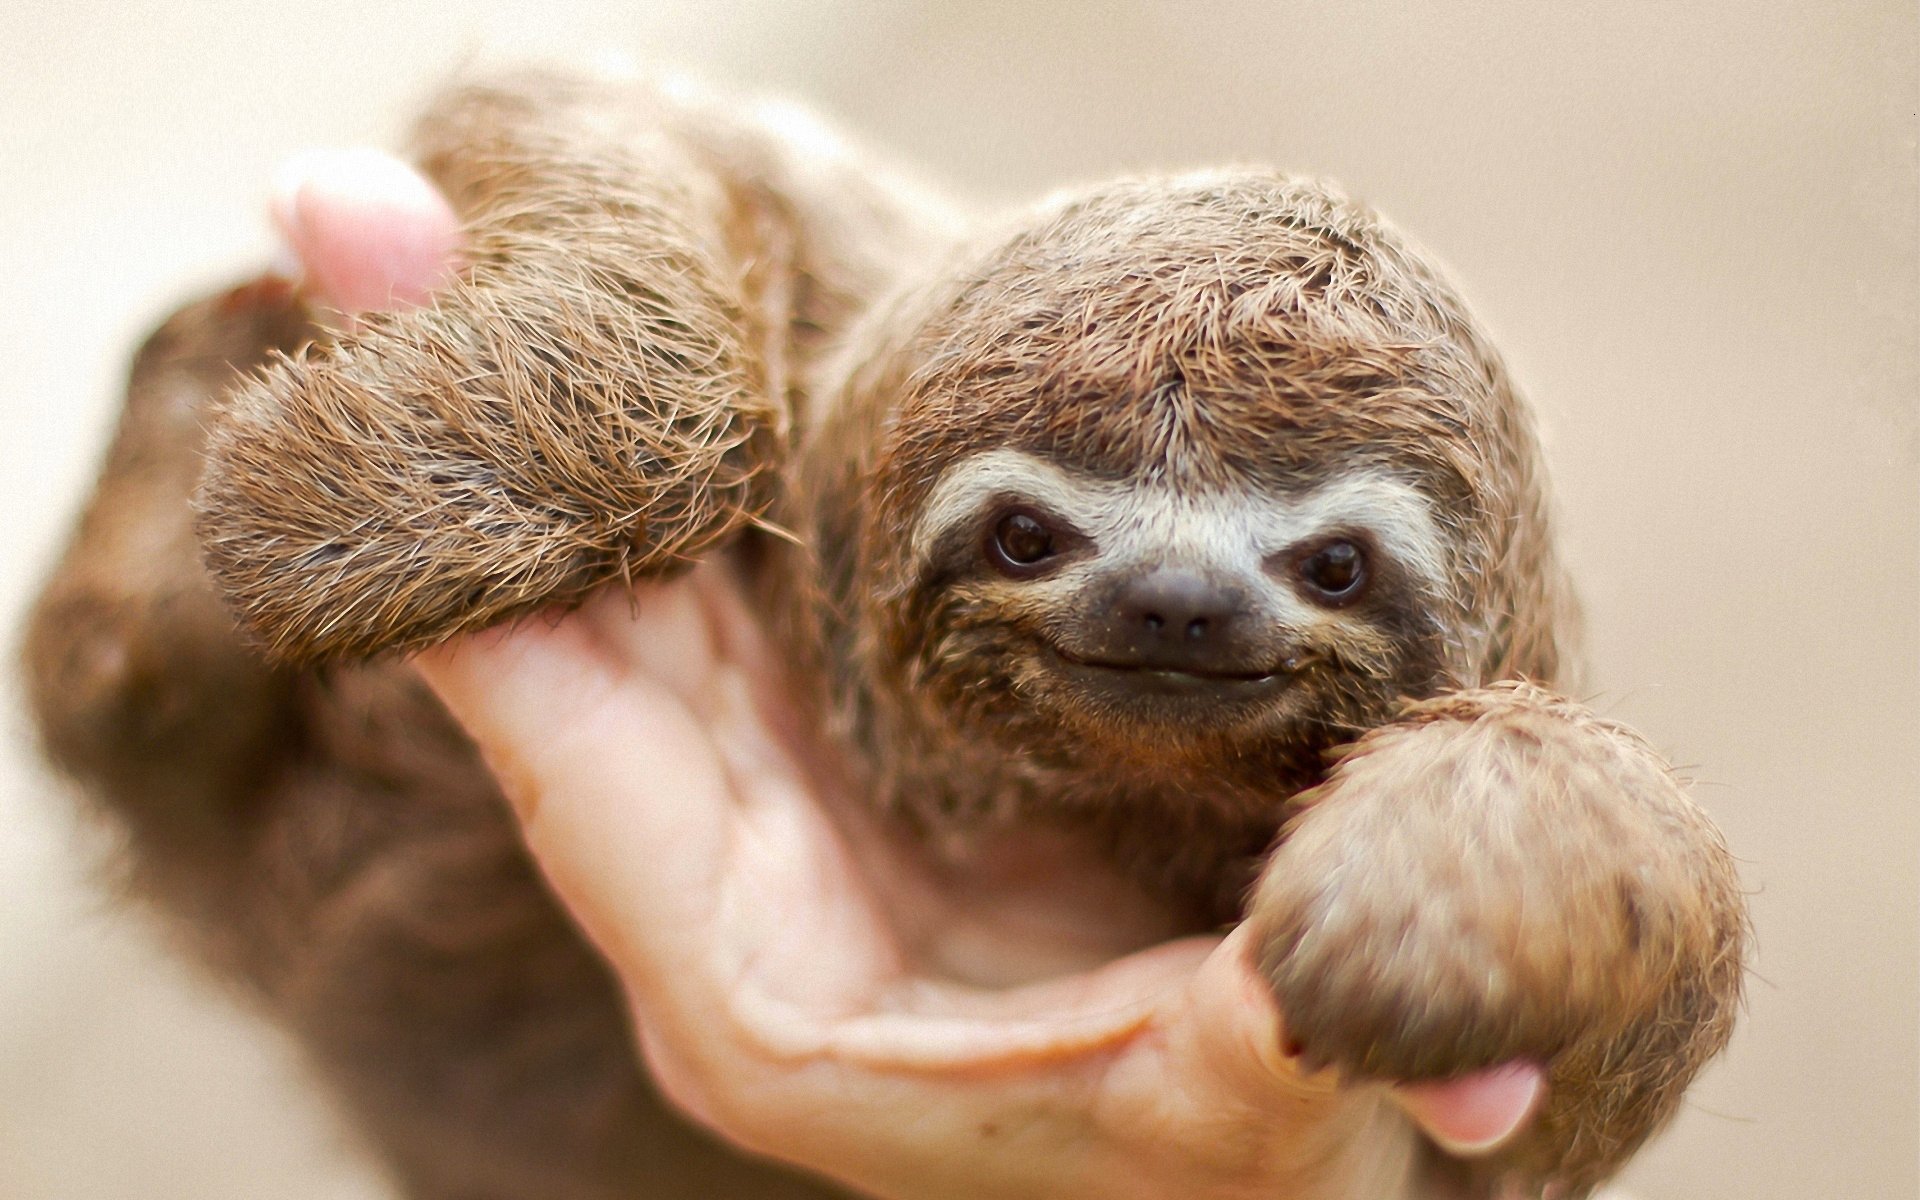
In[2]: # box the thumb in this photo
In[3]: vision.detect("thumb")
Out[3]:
[272,147,461,313]
[407,585,738,979]
[1391,1062,1546,1156]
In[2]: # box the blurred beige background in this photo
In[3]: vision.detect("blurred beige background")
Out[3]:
[1,3,1913,1198]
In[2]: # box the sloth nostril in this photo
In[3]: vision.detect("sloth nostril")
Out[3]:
[1109,568,1250,665]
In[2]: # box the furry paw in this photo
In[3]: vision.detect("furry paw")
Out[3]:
[1249,684,1745,1193]
[196,81,780,664]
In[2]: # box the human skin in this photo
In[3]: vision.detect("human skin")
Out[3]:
[274,149,1550,1200]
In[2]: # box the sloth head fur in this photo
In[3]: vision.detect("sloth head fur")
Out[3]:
[797,172,1576,825]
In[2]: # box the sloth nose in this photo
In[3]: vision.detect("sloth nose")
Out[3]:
[1105,567,1252,673]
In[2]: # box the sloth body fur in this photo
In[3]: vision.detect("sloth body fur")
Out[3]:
[23,72,1744,1200]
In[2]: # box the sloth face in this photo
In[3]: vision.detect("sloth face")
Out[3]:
[892,447,1457,766]
[816,172,1563,789]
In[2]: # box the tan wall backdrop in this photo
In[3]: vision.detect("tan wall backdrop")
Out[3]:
[1,3,1914,1198]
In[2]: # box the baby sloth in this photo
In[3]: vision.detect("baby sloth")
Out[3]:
[24,72,1745,1200]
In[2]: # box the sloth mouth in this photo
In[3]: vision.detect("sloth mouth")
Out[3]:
[1044,646,1300,703]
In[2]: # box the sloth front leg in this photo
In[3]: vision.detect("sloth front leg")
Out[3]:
[1250,682,1746,1198]
[198,74,785,663]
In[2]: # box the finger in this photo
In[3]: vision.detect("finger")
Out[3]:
[735,927,1384,1200]
[1164,931,1544,1162]
[411,575,900,1007]
[1138,923,1350,1123]
[576,560,800,747]
[410,591,735,971]
[272,147,460,313]
[1390,1062,1546,1155]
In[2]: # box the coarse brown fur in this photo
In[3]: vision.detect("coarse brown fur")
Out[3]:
[22,70,1745,1199]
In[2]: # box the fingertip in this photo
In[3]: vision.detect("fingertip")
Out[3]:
[271,147,462,312]
[409,630,498,705]
[409,616,609,755]
[1391,1062,1546,1156]
[1185,926,1327,1098]
[577,569,737,704]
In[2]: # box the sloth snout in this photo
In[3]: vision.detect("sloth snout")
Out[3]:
[1101,567,1262,675]
[1115,567,1233,639]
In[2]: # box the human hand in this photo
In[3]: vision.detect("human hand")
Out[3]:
[273,148,1546,1200]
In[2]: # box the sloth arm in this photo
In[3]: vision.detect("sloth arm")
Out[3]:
[198,71,951,664]
[1253,683,1747,1197]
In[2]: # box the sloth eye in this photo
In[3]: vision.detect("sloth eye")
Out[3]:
[1294,538,1369,605]
[988,511,1058,575]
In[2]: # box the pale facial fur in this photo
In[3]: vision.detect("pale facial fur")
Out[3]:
[880,446,1465,781]
[911,447,1455,608]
